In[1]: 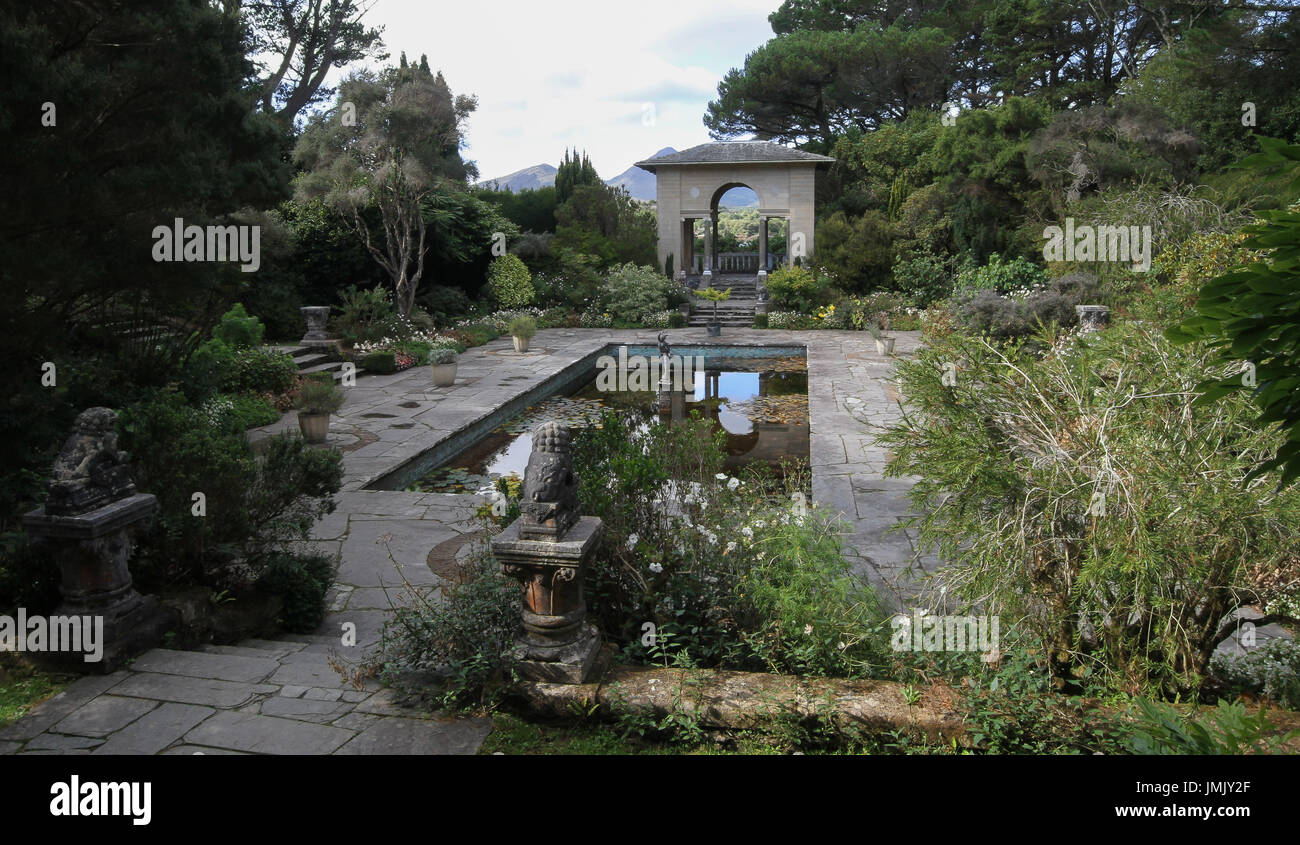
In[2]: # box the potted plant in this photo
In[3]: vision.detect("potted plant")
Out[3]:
[296,376,344,443]
[430,347,458,386]
[869,313,895,355]
[696,286,732,337]
[509,315,537,352]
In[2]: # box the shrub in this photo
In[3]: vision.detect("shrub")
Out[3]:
[333,285,397,345]
[765,266,830,313]
[452,322,499,347]
[508,315,537,339]
[1210,639,1300,710]
[212,302,265,349]
[1125,698,1293,755]
[415,285,473,326]
[486,254,535,308]
[360,350,398,374]
[0,533,61,616]
[296,379,344,415]
[377,538,519,708]
[119,391,341,591]
[767,311,810,330]
[953,252,1048,295]
[257,552,333,633]
[878,322,1300,695]
[200,393,280,433]
[668,312,686,329]
[596,263,686,324]
[221,347,298,395]
[430,347,457,366]
[753,314,769,329]
[892,247,954,306]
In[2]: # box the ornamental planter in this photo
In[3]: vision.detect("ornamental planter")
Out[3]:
[874,337,896,355]
[706,323,722,337]
[297,412,330,443]
[513,335,531,353]
[431,362,458,387]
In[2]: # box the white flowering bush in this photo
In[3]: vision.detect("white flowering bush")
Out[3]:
[579,308,614,328]
[766,311,810,330]
[570,410,887,677]
[1210,640,1300,710]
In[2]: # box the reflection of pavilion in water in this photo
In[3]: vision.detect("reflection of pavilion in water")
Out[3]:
[655,362,809,470]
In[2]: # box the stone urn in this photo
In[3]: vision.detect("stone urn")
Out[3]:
[706,324,722,337]
[297,412,330,443]
[300,306,331,345]
[513,335,531,353]
[874,336,896,355]
[431,362,457,387]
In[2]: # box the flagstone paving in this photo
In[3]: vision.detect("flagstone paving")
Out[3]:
[2,327,942,755]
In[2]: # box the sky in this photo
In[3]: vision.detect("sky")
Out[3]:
[349,0,783,181]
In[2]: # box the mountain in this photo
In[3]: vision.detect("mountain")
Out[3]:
[476,163,557,192]
[476,147,679,201]
[604,147,675,201]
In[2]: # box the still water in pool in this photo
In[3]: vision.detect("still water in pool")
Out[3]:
[406,355,809,493]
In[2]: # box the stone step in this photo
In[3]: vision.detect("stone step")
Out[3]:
[293,352,331,368]
[299,360,344,376]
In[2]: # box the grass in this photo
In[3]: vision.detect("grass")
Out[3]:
[0,654,69,729]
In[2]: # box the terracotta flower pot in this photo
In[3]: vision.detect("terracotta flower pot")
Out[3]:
[298,412,330,443]
[513,335,531,353]
[431,362,457,387]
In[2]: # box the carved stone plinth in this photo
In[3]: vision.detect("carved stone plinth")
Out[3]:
[1075,304,1110,333]
[492,516,604,684]
[23,493,176,672]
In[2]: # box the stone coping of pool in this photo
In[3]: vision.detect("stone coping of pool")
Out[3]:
[363,340,810,492]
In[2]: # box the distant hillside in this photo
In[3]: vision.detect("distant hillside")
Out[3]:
[477,147,681,201]
[605,147,675,201]
[476,163,557,192]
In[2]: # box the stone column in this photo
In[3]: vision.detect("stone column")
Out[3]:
[759,216,768,271]
[490,423,603,684]
[711,212,720,272]
[681,218,694,280]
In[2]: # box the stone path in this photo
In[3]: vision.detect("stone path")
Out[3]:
[0,638,490,755]
[3,327,941,754]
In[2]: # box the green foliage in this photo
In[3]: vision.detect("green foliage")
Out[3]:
[571,411,884,677]
[416,285,473,325]
[212,303,266,349]
[811,210,895,292]
[474,185,558,234]
[508,315,537,339]
[360,350,397,374]
[486,254,535,309]
[332,285,397,345]
[879,322,1300,695]
[200,393,280,434]
[954,252,1048,294]
[118,390,342,589]
[554,185,657,269]
[1125,698,1293,755]
[256,552,333,634]
[765,266,830,312]
[429,347,458,366]
[1168,138,1300,487]
[453,323,499,347]
[554,148,602,205]
[377,540,519,708]
[596,264,686,325]
[753,314,769,329]
[296,379,345,415]
[1210,640,1300,710]
[891,247,954,306]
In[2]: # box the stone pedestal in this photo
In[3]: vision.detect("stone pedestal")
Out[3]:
[491,516,604,684]
[300,306,334,348]
[1075,304,1110,333]
[23,493,176,672]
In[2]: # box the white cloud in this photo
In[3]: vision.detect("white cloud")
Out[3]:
[340,0,780,180]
